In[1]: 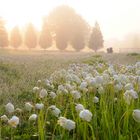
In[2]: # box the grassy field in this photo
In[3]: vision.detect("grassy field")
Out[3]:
[0,51,140,106]
[1,50,140,139]
[0,50,92,105]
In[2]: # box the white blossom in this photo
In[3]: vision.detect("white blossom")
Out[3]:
[75,104,84,112]
[33,87,39,93]
[79,81,88,90]
[29,114,37,121]
[39,89,48,98]
[71,90,81,99]
[25,102,33,111]
[8,116,19,128]
[93,96,99,103]
[5,103,14,113]
[58,117,75,131]
[124,83,133,90]
[124,89,138,104]
[136,70,140,75]
[48,105,61,117]
[132,109,140,123]
[49,92,57,99]
[95,76,103,85]
[1,115,9,122]
[79,109,92,122]
[114,83,123,92]
[35,103,44,110]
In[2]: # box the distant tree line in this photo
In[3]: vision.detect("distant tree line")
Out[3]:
[0,6,104,52]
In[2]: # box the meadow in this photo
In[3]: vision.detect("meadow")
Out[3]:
[0,50,140,140]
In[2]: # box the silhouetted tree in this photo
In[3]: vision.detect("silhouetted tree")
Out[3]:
[39,21,52,49]
[25,23,37,49]
[88,22,104,52]
[0,18,8,47]
[47,5,89,51]
[71,32,85,51]
[10,26,22,49]
[55,30,68,50]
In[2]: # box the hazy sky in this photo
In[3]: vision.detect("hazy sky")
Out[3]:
[0,0,140,40]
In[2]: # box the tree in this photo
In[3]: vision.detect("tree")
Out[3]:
[39,21,52,49]
[0,18,8,47]
[88,22,104,52]
[24,23,37,49]
[70,31,85,51]
[55,30,68,50]
[10,26,22,49]
[47,5,89,51]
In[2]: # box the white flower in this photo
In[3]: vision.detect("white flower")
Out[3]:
[75,104,84,112]
[82,72,88,79]
[71,90,81,99]
[136,70,140,75]
[79,109,92,122]
[108,66,116,75]
[35,103,44,110]
[58,117,67,126]
[85,76,91,83]
[5,103,14,113]
[72,75,81,84]
[25,102,33,111]
[119,74,129,85]
[65,83,74,92]
[57,85,68,94]
[89,78,96,86]
[93,96,99,103]
[8,116,19,128]
[114,83,123,92]
[58,117,75,131]
[37,80,41,84]
[39,89,48,98]
[135,62,140,69]
[1,115,9,122]
[64,119,76,131]
[48,105,61,117]
[58,85,65,91]
[33,87,39,93]
[95,76,103,85]
[45,79,51,86]
[125,83,133,90]
[79,81,88,90]
[29,114,37,121]
[103,73,110,83]
[15,108,22,113]
[124,89,138,104]
[132,109,140,122]
[49,92,57,99]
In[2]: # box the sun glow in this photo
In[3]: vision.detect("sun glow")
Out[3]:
[0,0,140,39]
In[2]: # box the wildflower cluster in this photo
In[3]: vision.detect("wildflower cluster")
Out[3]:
[1,62,140,139]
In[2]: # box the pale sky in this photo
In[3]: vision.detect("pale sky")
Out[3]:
[0,0,140,40]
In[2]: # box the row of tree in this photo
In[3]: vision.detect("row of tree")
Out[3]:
[0,5,104,52]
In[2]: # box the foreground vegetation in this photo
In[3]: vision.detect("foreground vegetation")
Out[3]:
[0,52,140,139]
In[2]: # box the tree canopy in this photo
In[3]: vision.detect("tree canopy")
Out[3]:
[10,26,22,48]
[25,23,37,49]
[47,5,89,51]
[39,21,52,49]
[88,22,104,52]
[0,18,8,47]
